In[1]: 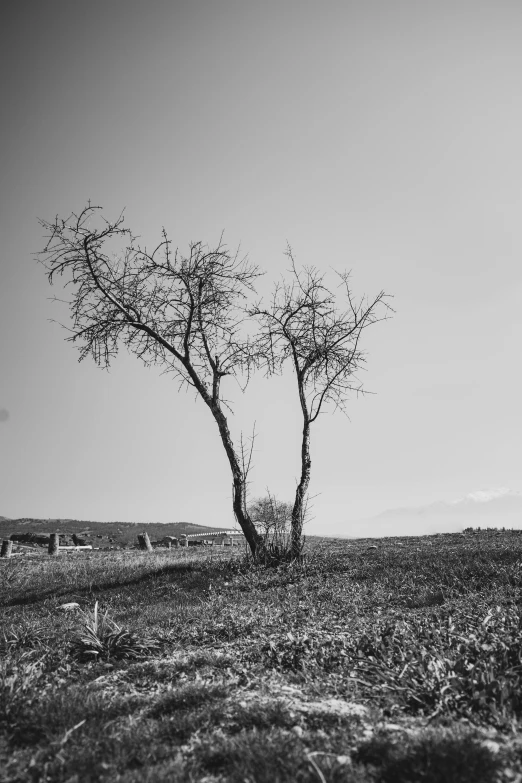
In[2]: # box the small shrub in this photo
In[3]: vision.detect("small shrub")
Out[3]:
[248,492,307,567]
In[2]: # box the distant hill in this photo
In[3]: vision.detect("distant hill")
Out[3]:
[0,517,240,547]
[336,488,522,539]
[375,488,522,521]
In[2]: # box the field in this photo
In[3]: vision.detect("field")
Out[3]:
[1,530,522,782]
[0,519,229,549]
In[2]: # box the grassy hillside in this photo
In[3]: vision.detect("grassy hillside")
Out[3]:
[1,529,522,781]
[0,517,236,547]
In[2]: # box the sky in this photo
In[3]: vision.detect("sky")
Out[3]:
[1,0,522,536]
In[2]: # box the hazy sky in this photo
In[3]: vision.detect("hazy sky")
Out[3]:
[1,0,521,535]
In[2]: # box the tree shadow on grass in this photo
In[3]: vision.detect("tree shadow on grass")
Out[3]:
[2,561,211,608]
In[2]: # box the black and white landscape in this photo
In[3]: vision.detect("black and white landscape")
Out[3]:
[2,1,522,780]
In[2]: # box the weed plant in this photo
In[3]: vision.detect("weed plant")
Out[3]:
[72,601,160,662]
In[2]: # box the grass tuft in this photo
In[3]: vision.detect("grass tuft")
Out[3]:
[71,601,160,661]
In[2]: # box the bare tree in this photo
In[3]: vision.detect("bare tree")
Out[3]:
[37,204,264,556]
[251,247,392,558]
[247,492,296,565]
[248,493,292,539]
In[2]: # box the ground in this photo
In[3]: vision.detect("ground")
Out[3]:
[1,530,522,782]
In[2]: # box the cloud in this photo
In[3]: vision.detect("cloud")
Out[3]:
[0,409,10,423]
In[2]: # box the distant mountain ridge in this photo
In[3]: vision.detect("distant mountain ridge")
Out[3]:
[376,488,522,520]
[339,488,522,539]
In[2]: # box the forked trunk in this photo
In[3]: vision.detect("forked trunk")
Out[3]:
[291,420,311,558]
[209,402,263,557]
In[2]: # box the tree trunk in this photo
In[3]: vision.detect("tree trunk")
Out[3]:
[179,360,263,558]
[209,402,264,557]
[291,420,311,558]
[1,539,13,558]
